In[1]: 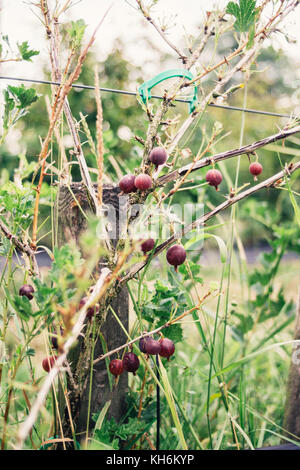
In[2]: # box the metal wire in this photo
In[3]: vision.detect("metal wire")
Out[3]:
[0,75,295,119]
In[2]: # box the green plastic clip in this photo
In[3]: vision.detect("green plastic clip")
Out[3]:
[138,69,198,114]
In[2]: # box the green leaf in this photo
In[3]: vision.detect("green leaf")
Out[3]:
[26,348,35,357]
[141,280,186,342]
[212,339,300,379]
[158,357,188,450]
[17,41,39,61]
[7,293,33,320]
[226,0,257,32]
[7,85,39,110]
[67,19,87,48]
[3,90,14,130]
[93,401,111,436]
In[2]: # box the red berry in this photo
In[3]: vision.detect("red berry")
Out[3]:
[159,338,175,359]
[139,336,151,353]
[144,338,161,355]
[249,162,263,180]
[42,356,57,373]
[109,359,124,376]
[166,244,186,271]
[205,169,223,190]
[19,284,34,300]
[79,296,99,320]
[149,147,167,169]
[134,174,152,191]
[123,352,140,375]
[119,174,136,194]
[141,238,155,254]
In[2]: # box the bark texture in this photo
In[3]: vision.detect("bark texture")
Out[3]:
[282,287,300,442]
[56,183,129,440]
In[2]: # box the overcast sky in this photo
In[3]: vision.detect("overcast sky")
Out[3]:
[1,0,300,84]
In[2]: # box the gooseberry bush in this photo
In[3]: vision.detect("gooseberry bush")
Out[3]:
[0,0,300,452]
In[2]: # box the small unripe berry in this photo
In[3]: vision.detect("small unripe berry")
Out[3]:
[42,356,57,373]
[144,338,161,355]
[159,338,175,360]
[19,284,34,300]
[123,352,140,375]
[205,169,223,190]
[249,162,263,181]
[119,174,136,194]
[149,147,167,169]
[166,244,186,271]
[79,296,99,320]
[109,359,124,376]
[134,174,152,191]
[141,238,155,255]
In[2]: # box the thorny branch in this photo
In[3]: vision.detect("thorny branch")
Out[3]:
[158,125,300,187]
[122,161,300,283]
[139,0,299,178]
[31,3,111,250]
[136,0,188,64]
[0,219,40,278]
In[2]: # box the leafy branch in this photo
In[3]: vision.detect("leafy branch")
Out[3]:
[1,85,39,144]
[0,35,39,63]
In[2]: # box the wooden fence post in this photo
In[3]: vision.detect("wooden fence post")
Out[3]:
[56,183,129,441]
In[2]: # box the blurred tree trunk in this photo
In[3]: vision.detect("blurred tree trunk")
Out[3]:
[56,183,128,444]
[282,287,300,442]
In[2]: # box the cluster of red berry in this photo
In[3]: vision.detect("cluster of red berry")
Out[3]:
[109,336,175,377]
[119,146,263,194]
[120,149,187,269]
[119,147,168,194]
[119,147,264,268]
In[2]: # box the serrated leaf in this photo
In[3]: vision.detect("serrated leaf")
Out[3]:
[7,293,33,320]
[226,0,257,32]
[17,41,39,61]
[7,85,39,109]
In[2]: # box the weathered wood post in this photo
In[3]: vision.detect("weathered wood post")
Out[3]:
[56,183,129,440]
[282,287,300,442]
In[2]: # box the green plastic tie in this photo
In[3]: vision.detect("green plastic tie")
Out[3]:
[138,69,198,114]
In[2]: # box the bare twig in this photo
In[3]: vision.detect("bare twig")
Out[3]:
[136,0,187,63]
[94,67,104,212]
